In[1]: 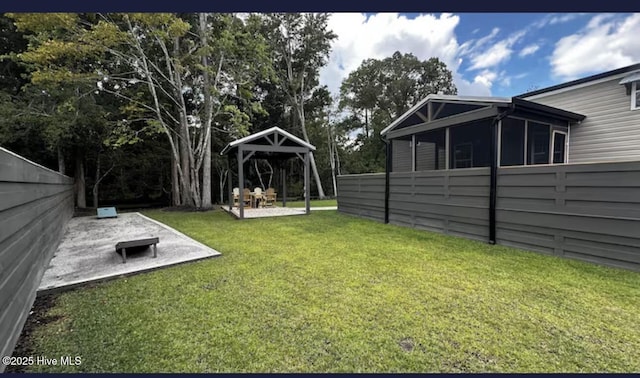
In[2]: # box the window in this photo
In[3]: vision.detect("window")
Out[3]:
[527,122,550,165]
[415,129,446,171]
[552,131,567,164]
[633,81,639,110]
[500,118,525,166]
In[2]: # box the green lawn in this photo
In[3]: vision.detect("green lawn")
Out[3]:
[283,199,337,208]
[22,210,640,372]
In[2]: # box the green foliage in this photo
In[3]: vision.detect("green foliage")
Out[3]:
[338,52,457,173]
[340,51,456,125]
[21,211,640,372]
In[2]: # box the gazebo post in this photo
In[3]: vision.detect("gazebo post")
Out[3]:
[282,166,287,207]
[238,146,244,219]
[304,151,310,215]
[227,156,232,210]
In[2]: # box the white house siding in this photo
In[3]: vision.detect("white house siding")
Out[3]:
[523,78,640,163]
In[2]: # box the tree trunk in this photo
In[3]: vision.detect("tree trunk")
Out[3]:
[179,129,191,206]
[171,152,180,206]
[295,103,326,199]
[327,126,337,197]
[57,145,66,175]
[364,108,369,139]
[254,160,267,190]
[199,13,213,210]
[171,34,192,207]
[218,168,227,205]
[75,152,86,208]
[93,154,100,208]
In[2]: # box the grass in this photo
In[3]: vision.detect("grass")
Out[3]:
[283,199,337,208]
[22,210,640,373]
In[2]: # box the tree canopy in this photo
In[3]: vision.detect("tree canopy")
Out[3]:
[339,51,456,173]
[0,13,458,208]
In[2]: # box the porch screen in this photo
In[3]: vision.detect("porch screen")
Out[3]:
[415,129,446,171]
[449,120,491,168]
[500,118,525,166]
[392,137,412,172]
[527,122,550,165]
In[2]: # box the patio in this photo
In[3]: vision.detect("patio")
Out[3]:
[220,204,337,219]
[38,212,221,293]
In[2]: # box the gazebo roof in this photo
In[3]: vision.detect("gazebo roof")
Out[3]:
[220,127,315,159]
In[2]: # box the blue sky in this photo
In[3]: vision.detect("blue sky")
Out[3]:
[319,13,640,98]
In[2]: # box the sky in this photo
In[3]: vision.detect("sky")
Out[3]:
[319,13,640,99]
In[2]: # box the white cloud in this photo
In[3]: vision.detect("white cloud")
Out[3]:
[473,70,498,88]
[465,30,525,70]
[454,73,492,96]
[550,13,640,79]
[549,14,579,25]
[468,41,512,70]
[533,13,585,28]
[519,44,540,57]
[319,13,491,100]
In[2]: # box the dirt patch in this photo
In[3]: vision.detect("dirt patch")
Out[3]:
[5,294,59,373]
[398,337,415,352]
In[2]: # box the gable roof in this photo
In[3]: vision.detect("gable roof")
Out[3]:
[516,63,640,99]
[220,126,315,156]
[380,95,584,137]
[380,94,511,136]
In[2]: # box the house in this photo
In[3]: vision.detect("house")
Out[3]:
[517,63,640,163]
[380,95,585,173]
[382,62,640,173]
[337,63,640,271]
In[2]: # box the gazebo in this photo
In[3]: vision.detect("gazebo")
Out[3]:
[220,127,316,219]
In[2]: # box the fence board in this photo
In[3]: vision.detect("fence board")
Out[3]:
[338,161,640,271]
[0,147,73,371]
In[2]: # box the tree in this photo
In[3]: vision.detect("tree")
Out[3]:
[10,13,272,209]
[340,51,456,129]
[339,51,457,172]
[7,13,126,207]
[105,13,272,209]
[254,13,337,199]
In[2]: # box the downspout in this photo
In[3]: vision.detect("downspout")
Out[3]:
[381,135,391,224]
[489,103,515,244]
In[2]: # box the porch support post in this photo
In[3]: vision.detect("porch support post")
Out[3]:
[384,138,391,224]
[238,146,244,220]
[489,120,498,244]
[489,105,514,244]
[282,166,287,207]
[304,151,310,215]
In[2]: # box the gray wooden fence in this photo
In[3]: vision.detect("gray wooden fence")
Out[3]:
[0,147,74,370]
[337,161,640,271]
[337,173,386,221]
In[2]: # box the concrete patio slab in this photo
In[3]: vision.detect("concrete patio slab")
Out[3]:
[221,205,337,219]
[38,212,221,293]
[221,205,306,219]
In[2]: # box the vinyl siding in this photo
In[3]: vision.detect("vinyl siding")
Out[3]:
[522,77,640,163]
